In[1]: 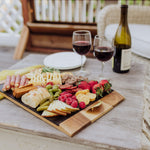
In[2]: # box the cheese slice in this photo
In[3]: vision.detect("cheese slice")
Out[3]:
[41,110,58,117]
[47,100,79,116]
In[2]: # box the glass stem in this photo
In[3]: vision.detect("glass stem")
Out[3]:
[101,62,105,77]
[80,55,84,71]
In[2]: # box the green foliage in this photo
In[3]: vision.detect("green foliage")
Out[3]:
[41,67,59,74]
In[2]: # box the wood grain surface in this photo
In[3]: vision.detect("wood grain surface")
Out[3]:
[0,54,144,149]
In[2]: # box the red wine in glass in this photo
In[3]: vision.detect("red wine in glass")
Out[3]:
[93,35,114,80]
[94,47,114,62]
[73,41,91,55]
[72,30,91,76]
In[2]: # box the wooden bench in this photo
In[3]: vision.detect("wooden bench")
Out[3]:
[13,0,119,59]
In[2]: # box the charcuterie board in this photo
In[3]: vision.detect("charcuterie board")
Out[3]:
[0,84,124,137]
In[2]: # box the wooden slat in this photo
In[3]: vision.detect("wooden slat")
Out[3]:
[101,91,125,107]
[60,113,91,137]
[61,0,65,21]
[48,0,53,21]
[54,0,59,21]
[26,45,94,58]
[30,34,72,49]
[13,25,29,60]
[29,0,36,22]
[21,0,29,24]
[27,22,97,35]
[96,0,101,22]
[82,0,86,22]
[88,0,93,23]
[80,101,113,123]
[74,0,79,22]
[67,0,72,22]
[34,0,40,20]
[41,0,47,20]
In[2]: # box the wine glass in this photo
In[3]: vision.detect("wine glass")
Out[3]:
[93,35,114,80]
[72,30,91,76]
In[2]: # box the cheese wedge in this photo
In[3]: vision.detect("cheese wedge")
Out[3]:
[47,100,79,116]
[41,110,58,117]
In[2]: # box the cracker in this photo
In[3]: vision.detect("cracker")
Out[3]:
[75,89,89,96]
[86,93,96,101]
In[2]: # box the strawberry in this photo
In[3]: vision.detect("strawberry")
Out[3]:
[92,83,100,93]
[78,81,90,90]
[79,101,86,109]
[88,80,98,91]
[99,80,109,86]
[71,100,78,108]
[99,80,112,94]
[96,86,104,97]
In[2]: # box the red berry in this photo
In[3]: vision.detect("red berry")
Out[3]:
[71,101,78,108]
[58,96,61,100]
[60,97,66,102]
[65,93,72,98]
[66,97,73,105]
[72,95,77,100]
[79,101,86,109]
[88,80,98,90]
[60,91,69,96]
[99,80,109,86]
[72,98,77,102]
[78,81,91,90]
[61,95,67,99]
[46,82,54,86]
[92,83,100,93]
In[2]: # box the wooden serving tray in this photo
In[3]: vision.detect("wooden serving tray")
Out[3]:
[0,85,124,137]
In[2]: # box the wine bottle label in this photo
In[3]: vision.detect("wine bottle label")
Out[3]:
[121,49,131,71]
[112,57,114,68]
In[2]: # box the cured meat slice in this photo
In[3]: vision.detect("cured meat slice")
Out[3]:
[15,75,21,88]
[10,75,16,86]
[59,84,73,90]
[20,75,27,87]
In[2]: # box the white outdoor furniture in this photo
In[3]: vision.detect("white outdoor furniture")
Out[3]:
[97,5,150,59]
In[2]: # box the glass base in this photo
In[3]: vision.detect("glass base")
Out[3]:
[98,75,110,81]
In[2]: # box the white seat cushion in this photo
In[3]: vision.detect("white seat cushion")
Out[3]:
[105,24,150,59]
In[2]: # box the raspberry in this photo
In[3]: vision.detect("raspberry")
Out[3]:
[60,96,66,102]
[61,95,67,99]
[66,97,73,105]
[58,96,61,100]
[65,93,72,98]
[72,95,77,100]
[60,91,69,96]
[71,100,78,108]
[79,101,86,109]
[72,98,77,102]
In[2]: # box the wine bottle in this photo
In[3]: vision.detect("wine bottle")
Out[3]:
[112,5,131,73]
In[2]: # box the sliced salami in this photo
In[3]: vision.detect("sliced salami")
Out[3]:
[59,84,73,90]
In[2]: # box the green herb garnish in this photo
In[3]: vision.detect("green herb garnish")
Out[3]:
[41,67,59,73]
